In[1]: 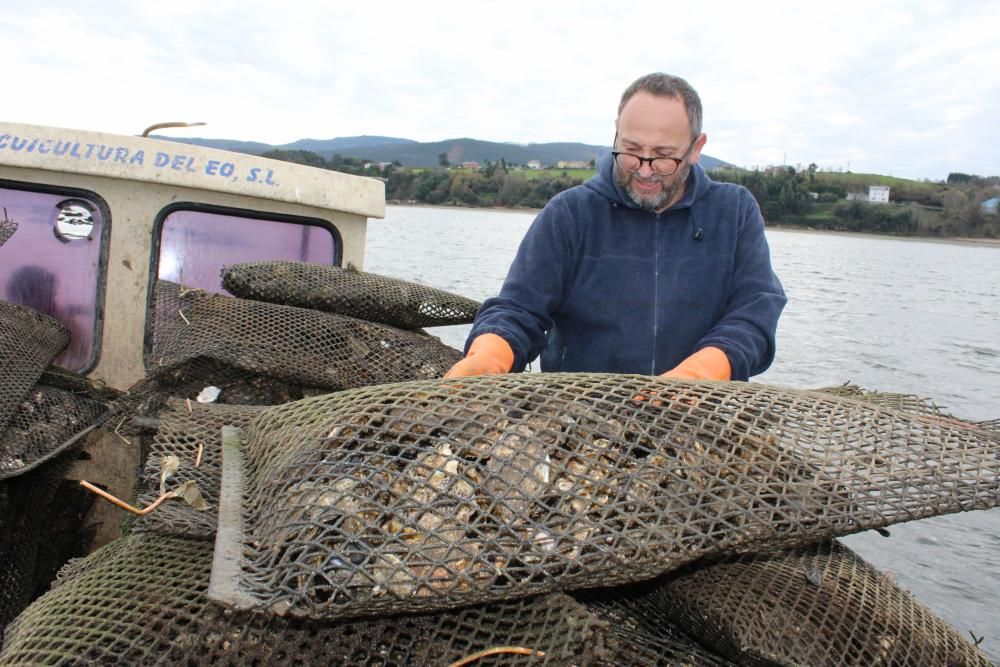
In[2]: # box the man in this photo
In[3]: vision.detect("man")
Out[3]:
[445,73,786,381]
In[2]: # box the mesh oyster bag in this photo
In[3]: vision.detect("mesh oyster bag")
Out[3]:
[654,539,993,666]
[208,373,1000,620]
[1,533,606,666]
[222,261,481,330]
[1,384,107,480]
[149,281,461,390]
[128,398,267,541]
[0,301,69,430]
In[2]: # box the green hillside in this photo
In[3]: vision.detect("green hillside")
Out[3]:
[155,134,730,171]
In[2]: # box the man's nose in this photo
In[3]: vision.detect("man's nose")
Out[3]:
[637,160,656,177]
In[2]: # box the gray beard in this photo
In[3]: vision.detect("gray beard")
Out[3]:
[614,162,691,213]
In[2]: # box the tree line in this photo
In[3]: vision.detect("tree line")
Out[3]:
[261,149,1000,238]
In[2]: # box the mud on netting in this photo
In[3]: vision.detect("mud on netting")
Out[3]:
[0,301,70,432]
[148,281,461,392]
[222,260,481,330]
[0,533,606,666]
[206,373,1000,620]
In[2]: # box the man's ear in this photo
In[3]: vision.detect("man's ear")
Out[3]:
[689,133,708,165]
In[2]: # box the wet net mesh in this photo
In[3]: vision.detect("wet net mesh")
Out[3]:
[1,533,607,666]
[209,373,1000,620]
[148,281,461,391]
[573,585,736,667]
[653,539,993,666]
[222,261,481,330]
[0,301,69,431]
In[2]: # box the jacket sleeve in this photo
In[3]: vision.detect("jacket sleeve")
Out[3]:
[695,191,787,380]
[466,199,574,371]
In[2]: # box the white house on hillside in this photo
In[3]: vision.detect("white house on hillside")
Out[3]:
[868,185,890,204]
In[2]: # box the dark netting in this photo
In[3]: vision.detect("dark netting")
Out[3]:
[222,261,481,330]
[0,212,17,247]
[127,398,267,541]
[653,539,993,666]
[1,533,606,666]
[573,584,735,667]
[0,451,80,645]
[1,384,108,480]
[0,301,69,430]
[148,281,461,391]
[209,373,999,620]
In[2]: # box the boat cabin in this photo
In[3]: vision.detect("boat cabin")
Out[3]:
[0,122,384,391]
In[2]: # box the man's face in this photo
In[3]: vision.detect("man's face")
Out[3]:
[613,91,705,213]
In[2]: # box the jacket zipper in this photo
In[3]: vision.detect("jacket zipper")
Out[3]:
[651,213,660,374]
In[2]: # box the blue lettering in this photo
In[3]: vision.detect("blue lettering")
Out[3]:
[170,155,186,170]
[37,139,53,154]
[130,150,145,166]
[97,146,113,160]
[11,137,29,151]
[84,144,96,159]
[205,159,220,175]
[264,169,277,185]
[70,142,82,158]
[219,162,235,177]
[154,152,169,167]
[114,147,129,163]
[0,134,8,149]
[53,140,72,157]
[246,167,260,182]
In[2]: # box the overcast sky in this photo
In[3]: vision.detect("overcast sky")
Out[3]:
[4,0,997,181]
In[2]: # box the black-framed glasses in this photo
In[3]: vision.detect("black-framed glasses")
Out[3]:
[612,136,697,176]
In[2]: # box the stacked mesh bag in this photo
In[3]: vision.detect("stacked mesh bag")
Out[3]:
[0,301,109,643]
[3,262,998,666]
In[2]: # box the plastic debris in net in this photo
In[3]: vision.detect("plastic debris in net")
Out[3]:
[128,398,267,541]
[148,281,461,391]
[1,533,607,666]
[0,301,69,431]
[222,260,481,330]
[207,373,1000,620]
[653,539,993,666]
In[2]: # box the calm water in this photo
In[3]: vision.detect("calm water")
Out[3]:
[366,205,1000,657]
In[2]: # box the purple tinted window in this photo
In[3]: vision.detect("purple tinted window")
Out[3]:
[0,186,105,371]
[156,209,337,294]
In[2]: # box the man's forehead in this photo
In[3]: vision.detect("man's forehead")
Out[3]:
[616,92,691,146]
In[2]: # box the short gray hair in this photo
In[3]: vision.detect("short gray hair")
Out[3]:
[618,73,703,139]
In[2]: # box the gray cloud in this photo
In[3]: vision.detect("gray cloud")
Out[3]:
[3,0,997,180]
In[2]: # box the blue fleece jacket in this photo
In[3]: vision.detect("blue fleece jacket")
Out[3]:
[467,153,786,381]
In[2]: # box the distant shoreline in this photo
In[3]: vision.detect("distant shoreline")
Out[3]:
[386,202,1000,248]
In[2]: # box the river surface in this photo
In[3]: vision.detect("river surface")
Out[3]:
[365,204,1000,659]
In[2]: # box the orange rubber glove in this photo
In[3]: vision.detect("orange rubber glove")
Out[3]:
[443,333,514,379]
[660,346,731,381]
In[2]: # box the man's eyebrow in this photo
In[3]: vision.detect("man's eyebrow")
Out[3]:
[619,139,682,154]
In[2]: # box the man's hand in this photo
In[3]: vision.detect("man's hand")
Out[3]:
[443,333,514,379]
[660,346,731,381]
